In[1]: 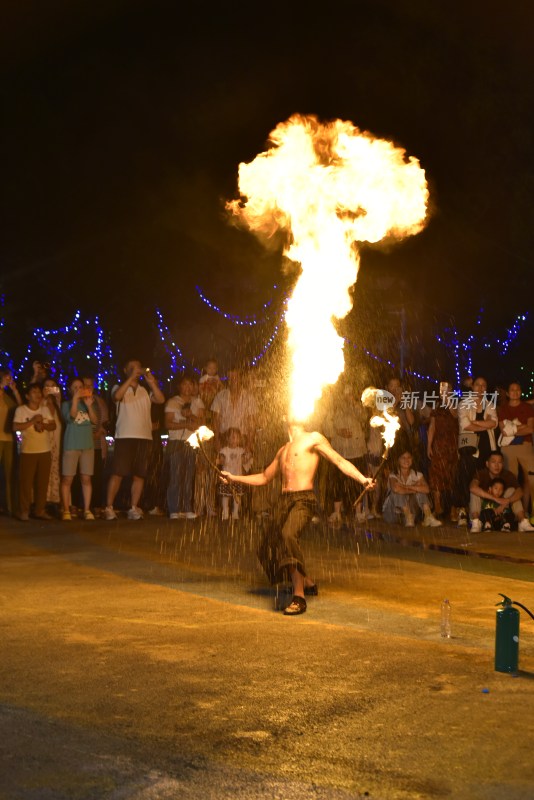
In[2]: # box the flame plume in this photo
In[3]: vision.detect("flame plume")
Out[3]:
[228,114,429,421]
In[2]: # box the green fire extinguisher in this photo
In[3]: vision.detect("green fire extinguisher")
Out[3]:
[495,594,534,674]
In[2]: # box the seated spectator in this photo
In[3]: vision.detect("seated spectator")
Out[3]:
[382,450,442,528]
[497,381,534,515]
[0,369,22,516]
[165,376,204,520]
[13,383,56,521]
[479,477,515,531]
[469,451,534,532]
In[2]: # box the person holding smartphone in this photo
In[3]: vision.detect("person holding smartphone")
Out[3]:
[60,377,98,521]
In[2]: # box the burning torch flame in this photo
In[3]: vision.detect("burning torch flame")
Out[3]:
[370,408,401,453]
[186,425,214,449]
[227,114,429,421]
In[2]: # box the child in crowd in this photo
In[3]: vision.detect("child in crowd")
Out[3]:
[199,358,224,412]
[479,477,515,532]
[217,427,252,520]
[382,450,442,527]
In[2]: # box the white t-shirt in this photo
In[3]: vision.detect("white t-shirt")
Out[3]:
[390,469,424,490]
[112,384,153,441]
[219,446,251,475]
[211,389,257,434]
[165,395,205,441]
[13,404,53,454]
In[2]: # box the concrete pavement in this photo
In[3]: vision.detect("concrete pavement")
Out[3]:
[1,512,534,799]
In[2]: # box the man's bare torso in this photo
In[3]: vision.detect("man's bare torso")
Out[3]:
[278,430,321,492]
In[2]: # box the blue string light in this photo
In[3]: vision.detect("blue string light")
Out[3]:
[437,312,529,386]
[195,285,278,326]
[8,311,115,389]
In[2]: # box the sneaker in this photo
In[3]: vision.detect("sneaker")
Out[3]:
[483,522,492,531]
[457,509,468,527]
[502,522,511,532]
[404,513,415,528]
[127,507,143,520]
[184,512,197,520]
[104,506,118,521]
[423,514,442,528]
[518,519,534,532]
[311,515,321,524]
[84,510,95,521]
[61,510,72,521]
[470,518,482,533]
[169,513,181,520]
[148,506,165,516]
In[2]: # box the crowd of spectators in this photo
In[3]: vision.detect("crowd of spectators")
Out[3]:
[1,359,533,533]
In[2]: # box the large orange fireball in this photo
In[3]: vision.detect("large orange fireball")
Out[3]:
[227,114,429,421]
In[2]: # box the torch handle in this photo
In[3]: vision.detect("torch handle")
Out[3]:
[353,452,389,507]
[196,437,240,502]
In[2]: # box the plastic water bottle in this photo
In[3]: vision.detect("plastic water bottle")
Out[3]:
[441,599,452,638]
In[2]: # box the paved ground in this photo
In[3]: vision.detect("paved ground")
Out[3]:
[1,512,534,799]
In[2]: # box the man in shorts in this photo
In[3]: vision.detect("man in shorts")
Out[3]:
[222,420,375,615]
[105,360,165,520]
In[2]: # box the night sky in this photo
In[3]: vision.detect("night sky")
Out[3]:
[1,1,533,380]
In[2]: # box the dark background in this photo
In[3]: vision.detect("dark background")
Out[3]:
[1,0,533,387]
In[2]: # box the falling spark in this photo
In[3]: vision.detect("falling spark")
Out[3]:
[228,114,429,420]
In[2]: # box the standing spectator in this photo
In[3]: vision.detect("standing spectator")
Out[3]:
[453,376,498,525]
[498,381,534,515]
[194,358,224,517]
[42,378,63,514]
[60,378,99,521]
[29,360,49,386]
[165,376,204,520]
[13,384,56,521]
[217,428,252,520]
[325,378,369,524]
[427,381,459,520]
[211,367,257,451]
[198,358,224,410]
[144,401,167,516]
[82,376,109,516]
[386,376,420,467]
[0,369,22,515]
[105,361,165,521]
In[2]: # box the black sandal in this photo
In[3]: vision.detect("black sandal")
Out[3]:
[304,583,318,596]
[283,596,307,615]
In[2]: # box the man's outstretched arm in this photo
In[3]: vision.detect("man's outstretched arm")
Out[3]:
[221,450,281,486]
[314,434,375,488]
